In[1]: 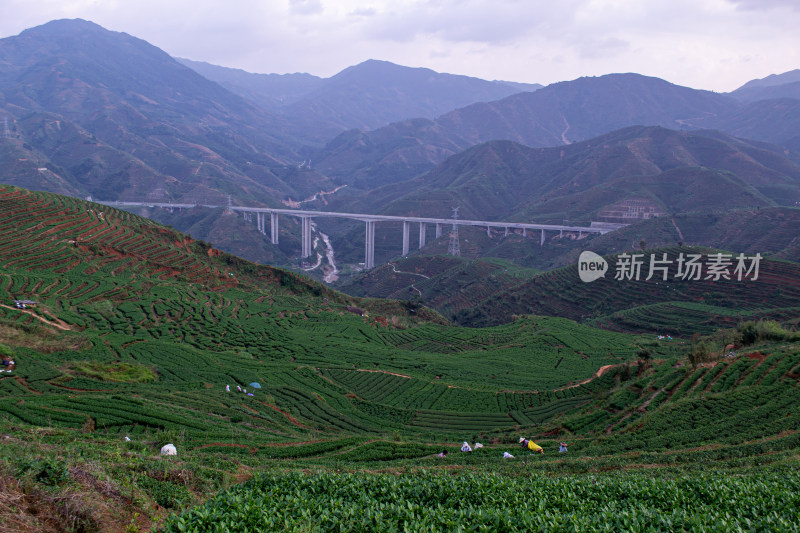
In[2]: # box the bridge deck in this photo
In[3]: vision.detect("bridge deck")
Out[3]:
[103,201,613,234]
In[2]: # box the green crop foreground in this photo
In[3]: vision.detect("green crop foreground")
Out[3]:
[161,469,800,532]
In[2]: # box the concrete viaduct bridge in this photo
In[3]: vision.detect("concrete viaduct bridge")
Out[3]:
[104,201,617,269]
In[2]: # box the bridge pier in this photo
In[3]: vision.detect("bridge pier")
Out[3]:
[365,220,376,269]
[541,229,545,246]
[256,212,265,234]
[523,227,527,237]
[301,216,313,258]
[419,223,426,249]
[435,223,442,238]
[270,213,279,244]
[402,221,410,256]
[504,227,509,237]
[487,226,491,237]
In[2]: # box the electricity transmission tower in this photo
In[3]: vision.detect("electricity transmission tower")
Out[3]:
[447,206,461,257]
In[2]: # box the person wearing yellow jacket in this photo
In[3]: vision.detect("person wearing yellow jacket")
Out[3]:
[519,437,544,454]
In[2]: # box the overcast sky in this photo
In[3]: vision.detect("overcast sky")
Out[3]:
[2,0,799,92]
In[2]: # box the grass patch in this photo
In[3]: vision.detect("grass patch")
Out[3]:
[69,361,158,383]
[0,319,89,353]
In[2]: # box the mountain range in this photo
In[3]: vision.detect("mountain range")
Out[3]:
[178,57,541,144]
[312,73,800,191]
[1,18,799,278]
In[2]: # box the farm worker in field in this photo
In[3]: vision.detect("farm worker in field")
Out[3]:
[559,442,568,453]
[236,385,242,392]
[437,450,447,458]
[474,442,484,449]
[503,452,514,459]
[226,384,230,392]
[519,437,544,454]
[461,442,472,452]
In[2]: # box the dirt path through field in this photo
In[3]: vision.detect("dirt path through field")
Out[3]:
[557,364,615,391]
[0,304,73,331]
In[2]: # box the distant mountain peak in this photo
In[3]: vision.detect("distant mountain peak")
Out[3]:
[17,18,129,41]
[330,59,453,83]
[23,18,104,32]
[8,18,161,64]
[735,69,800,91]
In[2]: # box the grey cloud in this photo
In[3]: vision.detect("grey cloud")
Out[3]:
[726,0,800,10]
[362,0,584,45]
[577,37,630,60]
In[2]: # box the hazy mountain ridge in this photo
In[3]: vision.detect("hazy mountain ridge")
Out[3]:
[0,19,331,205]
[701,98,800,152]
[314,73,744,190]
[331,126,800,223]
[179,58,542,143]
[731,82,800,104]
[284,60,541,136]
[735,69,800,90]
[176,57,325,111]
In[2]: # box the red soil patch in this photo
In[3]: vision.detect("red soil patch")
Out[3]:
[260,440,326,448]
[13,377,42,395]
[122,339,146,349]
[257,401,311,429]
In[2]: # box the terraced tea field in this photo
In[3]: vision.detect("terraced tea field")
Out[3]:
[460,246,800,332]
[0,186,656,444]
[1,185,799,531]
